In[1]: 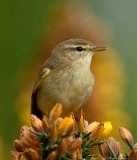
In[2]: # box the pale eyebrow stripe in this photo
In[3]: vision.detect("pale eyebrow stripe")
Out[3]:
[64,44,88,48]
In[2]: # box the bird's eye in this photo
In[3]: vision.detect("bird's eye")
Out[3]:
[76,46,83,52]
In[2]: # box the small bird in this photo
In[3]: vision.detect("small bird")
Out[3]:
[31,38,107,119]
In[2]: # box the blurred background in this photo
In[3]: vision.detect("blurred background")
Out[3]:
[1,1,137,159]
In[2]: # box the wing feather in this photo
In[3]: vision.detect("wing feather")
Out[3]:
[31,68,50,119]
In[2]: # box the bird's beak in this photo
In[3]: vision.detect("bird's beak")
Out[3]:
[91,46,108,52]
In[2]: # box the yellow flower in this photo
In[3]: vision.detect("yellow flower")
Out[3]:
[58,117,74,136]
[66,120,75,134]
[90,123,105,141]
[102,121,113,137]
[86,121,112,141]
[85,122,112,141]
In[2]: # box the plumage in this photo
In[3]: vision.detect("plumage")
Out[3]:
[31,39,107,119]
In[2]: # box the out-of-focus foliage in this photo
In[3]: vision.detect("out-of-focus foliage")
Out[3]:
[0,137,4,159]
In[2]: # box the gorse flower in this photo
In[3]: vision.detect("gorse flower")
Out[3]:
[119,127,134,146]
[86,121,112,141]
[99,137,121,159]
[10,103,135,160]
[10,103,112,160]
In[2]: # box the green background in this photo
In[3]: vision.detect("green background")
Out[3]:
[1,1,137,159]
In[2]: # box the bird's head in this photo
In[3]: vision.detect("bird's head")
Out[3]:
[52,38,107,61]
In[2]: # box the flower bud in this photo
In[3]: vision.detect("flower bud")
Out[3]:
[85,121,100,133]
[20,125,41,149]
[57,117,63,125]
[118,153,124,160]
[58,117,74,136]
[67,138,82,153]
[10,152,27,160]
[50,124,58,143]
[28,132,41,149]
[84,120,88,128]
[133,143,137,149]
[30,114,43,132]
[57,138,67,156]
[68,112,75,120]
[25,148,42,160]
[129,148,137,159]
[20,126,30,148]
[42,115,51,133]
[19,154,27,160]
[78,113,85,133]
[98,143,110,158]
[49,103,62,123]
[66,120,75,134]
[67,136,74,143]
[68,112,77,125]
[46,151,57,160]
[9,151,21,160]
[13,139,24,152]
[108,137,121,156]
[99,137,121,158]
[77,147,82,159]
[119,127,133,145]
[71,153,77,160]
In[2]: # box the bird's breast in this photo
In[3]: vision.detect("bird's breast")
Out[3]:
[36,68,94,114]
